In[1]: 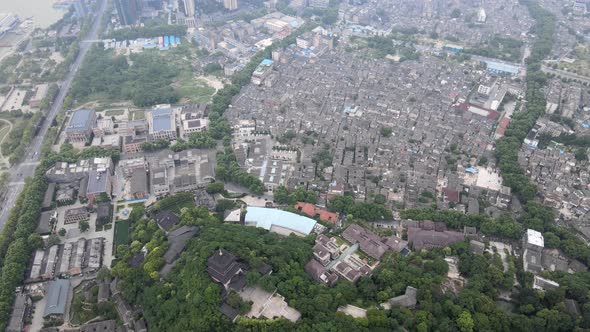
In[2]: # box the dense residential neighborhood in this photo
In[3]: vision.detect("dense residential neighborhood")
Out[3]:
[0,0,589,331]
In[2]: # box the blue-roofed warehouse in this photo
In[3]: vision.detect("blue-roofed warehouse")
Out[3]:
[148,105,177,141]
[485,61,521,76]
[43,279,70,317]
[65,109,96,143]
[245,207,317,237]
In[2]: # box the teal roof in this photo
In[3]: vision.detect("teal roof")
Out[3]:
[245,207,316,235]
[44,279,69,317]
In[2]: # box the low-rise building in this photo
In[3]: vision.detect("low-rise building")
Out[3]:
[406,221,464,251]
[147,105,177,141]
[342,224,407,260]
[251,59,274,85]
[181,114,209,138]
[207,248,247,290]
[381,286,418,309]
[43,279,70,318]
[295,202,338,224]
[243,206,317,237]
[66,109,96,143]
[151,167,169,196]
[122,134,147,154]
[7,294,30,332]
[64,207,90,224]
[129,168,149,199]
[87,169,112,204]
[523,229,544,273]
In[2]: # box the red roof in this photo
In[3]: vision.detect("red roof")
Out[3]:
[294,202,338,224]
[487,110,500,120]
[499,117,510,128]
[442,187,460,203]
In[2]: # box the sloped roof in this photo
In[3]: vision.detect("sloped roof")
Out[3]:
[245,207,317,236]
[44,279,70,317]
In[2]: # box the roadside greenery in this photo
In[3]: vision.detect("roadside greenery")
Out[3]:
[105,24,187,41]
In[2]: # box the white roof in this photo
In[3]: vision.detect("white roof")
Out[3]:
[245,207,317,236]
[527,229,544,247]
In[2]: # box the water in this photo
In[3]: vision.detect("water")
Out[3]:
[0,0,67,29]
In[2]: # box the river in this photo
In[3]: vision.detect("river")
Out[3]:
[0,0,67,29]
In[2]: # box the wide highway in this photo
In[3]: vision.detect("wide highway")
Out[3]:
[0,0,107,229]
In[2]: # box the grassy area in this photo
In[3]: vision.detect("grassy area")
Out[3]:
[167,199,195,214]
[556,43,590,76]
[114,219,131,246]
[176,75,216,104]
[0,125,10,159]
[154,192,195,214]
[105,109,125,116]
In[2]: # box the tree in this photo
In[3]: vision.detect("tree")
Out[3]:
[47,234,61,247]
[206,182,225,194]
[203,63,222,75]
[451,8,461,18]
[380,127,393,137]
[97,267,112,282]
[27,233,44,250]
[215,199,238,213]
[117,244,130,258]
[457,311,474,332]
[79,220,90,232]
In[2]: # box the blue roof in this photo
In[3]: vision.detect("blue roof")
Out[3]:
[66,109,95,132]
[485,61,520,74]
[152,107,170,117]
[245,207,316,236]
[583,123,589,128]
[150,108,172,132]
[261,59,274,66]
[465,167,478,174]
[44,279,70,317]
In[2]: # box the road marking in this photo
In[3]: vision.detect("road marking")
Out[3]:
[20,162,40,166]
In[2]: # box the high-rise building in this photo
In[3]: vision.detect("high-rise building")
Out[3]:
[146,0,163,10]
[74,0,87,18]
[115,0,142,26]
[223,0,238,11]
[183,0,195,17]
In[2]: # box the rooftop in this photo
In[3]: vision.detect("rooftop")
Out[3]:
[526,228,544,247]
[245,207,317,236]
[150,107,174,132]
[43,279,70,317]
[66,109,95,132]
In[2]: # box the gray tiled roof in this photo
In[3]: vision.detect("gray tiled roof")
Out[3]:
[43,279,70,317]
[66,109,95,132]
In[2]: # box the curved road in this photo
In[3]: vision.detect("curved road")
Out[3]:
[0,0,107,229]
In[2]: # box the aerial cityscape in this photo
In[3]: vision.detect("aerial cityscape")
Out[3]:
[0,0,589,331]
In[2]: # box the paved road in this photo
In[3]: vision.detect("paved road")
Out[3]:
[541,64,590,85]
[0,0,107,229]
